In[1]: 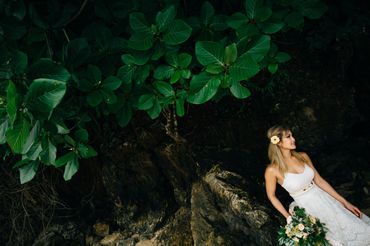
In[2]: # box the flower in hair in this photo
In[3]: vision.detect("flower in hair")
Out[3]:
[270,136,280,144]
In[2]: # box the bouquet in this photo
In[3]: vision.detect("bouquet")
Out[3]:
[277,206,330,246]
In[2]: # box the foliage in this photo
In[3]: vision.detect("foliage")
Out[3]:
[0,0,327,183]
[278,206,329,246]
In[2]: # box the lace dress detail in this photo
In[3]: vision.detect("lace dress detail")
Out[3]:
[281,164,370,246]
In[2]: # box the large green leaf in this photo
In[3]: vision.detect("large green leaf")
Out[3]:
[87,90,103,107]
[162,20,192,45]
[188,73,221,104]
[129,12,151,33]
[75,129,89,143]
[300,1,328,19]
[195,41,224,66]
[275,52,291,63]
[27,59,71,82]
[261,22,284,34]
[21,120,40,154]
[40,137,57,165]
[154,65,175,80]
[26,141,43,161]
[230,81,251,99]
[6,117,30,154]
[147,99,162,119]
[19,161,39,184]
[156,6,176,32]
[245,35,271,62]
[255,7,272,22]
[229,54,260,81]
[121,53,149,66]
[175,99,185,117]
[227,12,247,29]
[102,76,122,91]
[138,94,155,110]
[25,78,67,114]
[55,151,75,167]
[63,155,79,181]
[154,81,174,97]
[6,81,17,126]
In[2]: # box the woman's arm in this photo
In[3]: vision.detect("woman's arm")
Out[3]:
[300,152,362,217]
[264,166,291,219]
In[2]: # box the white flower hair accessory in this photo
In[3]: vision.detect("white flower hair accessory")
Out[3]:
[270,135,280,144]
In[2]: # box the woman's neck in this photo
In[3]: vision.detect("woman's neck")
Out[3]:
[281,149,292,160]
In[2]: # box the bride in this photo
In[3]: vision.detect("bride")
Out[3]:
[264,125,370,245]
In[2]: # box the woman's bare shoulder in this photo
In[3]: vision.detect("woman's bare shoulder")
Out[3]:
[265,163,279,175]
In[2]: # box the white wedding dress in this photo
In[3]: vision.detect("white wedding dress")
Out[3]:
[281,164,370,246]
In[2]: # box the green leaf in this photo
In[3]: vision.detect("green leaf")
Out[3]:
[28,58,71,82]
[10,50,27,75]
[63,155,79,181]
[6,117,30,154]
[195,41,224,66]
[147,99,161,119]
[25,78,67,114]
[285,11,304,28]
[229,54,260,81]
[28,4,48,29]
[19,161,39,184]
[100,89,117,104]
[255,7,272,22]
[21,120,40,154]
[55,152,75,167]
[177,53,192,69]
[188,73,221,104]
[64,38,91,68]
[154,81,174,97]
[209,15,228,31]
[102,76,122,91]
[245,0,258,20]
[275,52,291,63]
[75,129,88,143]
[227,12,247,29]
[26,141,42,161]
[116,101,132,127]
[261,22,284,34]
[236,23,260,38]
[230,81,251,99]
[0,118,9,144]
[268,63,278,74]
[40,137,57,165]
[175,99,185,117]
[154,65,175,80]
[300,1,328,19]
[170,71,181,84]
[128,32,154,51]
[6,81,17,126]
[162,19,192,45]
[117,65,135,84]
[87,90,103,107]
[206,64,224,74]
[224,43,238,65]
[78,143,97,158]
[121,53,149,65]
[156,6,176,32]
[245,35,271,62]
[201,2,215,26]
[52,119,69,134]
[138,94,155,110]
[129,12,151,33]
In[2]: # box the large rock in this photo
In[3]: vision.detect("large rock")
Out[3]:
[191,166,278,246]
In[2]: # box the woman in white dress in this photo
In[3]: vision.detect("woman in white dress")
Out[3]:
[264,125,370,245]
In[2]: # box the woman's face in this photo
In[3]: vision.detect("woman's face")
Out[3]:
[278,130,296,150]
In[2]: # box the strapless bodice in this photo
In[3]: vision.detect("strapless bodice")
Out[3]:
[281,164,315,195]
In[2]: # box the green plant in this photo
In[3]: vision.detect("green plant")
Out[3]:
[0,0,327,183]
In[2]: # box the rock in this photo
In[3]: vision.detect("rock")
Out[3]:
[190,166,278,246]
[100,232,122,245]
[93,222,110,237]
[135,240,154,246]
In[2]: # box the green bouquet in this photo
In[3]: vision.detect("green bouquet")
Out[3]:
[278,206,330,246]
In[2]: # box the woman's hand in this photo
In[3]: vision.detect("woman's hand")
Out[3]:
[286,215,292,224]
[343,201,362,218]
